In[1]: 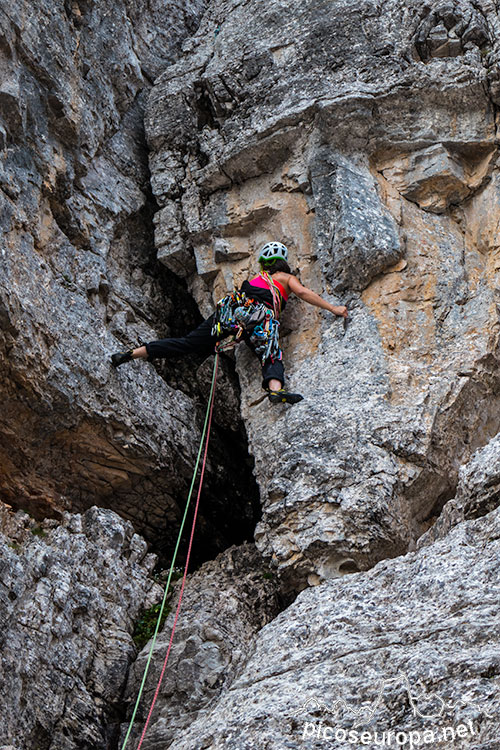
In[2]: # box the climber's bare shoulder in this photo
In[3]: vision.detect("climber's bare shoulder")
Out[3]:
[270,271,291,295]
[273,273,307,297]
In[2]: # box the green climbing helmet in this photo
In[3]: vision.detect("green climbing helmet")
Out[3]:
[258,241,288,265]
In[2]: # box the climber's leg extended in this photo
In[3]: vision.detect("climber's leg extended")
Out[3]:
[111,316,219,367]
[145,316,218,360]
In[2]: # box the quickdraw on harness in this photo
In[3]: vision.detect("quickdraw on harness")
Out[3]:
[211,287,282,364]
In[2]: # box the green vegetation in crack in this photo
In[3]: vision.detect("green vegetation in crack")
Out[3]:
[133,567,184,649]
[31,525,47,538]
[133,602,172,650]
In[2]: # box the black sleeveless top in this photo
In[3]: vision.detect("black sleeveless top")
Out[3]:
[240,280,287,314]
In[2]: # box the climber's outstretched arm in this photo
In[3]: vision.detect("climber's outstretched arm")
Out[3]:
[287,275,348,317]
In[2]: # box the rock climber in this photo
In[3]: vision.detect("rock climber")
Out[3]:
[111,242,348,404]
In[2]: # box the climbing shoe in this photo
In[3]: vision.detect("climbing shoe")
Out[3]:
[267,388,304,405]
[111,349,134,368]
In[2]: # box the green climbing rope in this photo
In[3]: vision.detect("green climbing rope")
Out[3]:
[120,353,219,749]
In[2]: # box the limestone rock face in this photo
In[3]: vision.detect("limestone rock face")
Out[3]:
[120,417,500,750]
[5,1,500,749]
[0,503,161,750]
[146,0,500,593]
[160,504,500,750]
[0,0,262,563]
[417,432,500,548]
[120,543,282,749]
[378,143,496,214]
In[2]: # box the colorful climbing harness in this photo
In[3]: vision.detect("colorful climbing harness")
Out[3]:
[121,354,219,750]
[211,286,282,365]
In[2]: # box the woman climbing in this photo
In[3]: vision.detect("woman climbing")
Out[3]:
[111,242,348,404]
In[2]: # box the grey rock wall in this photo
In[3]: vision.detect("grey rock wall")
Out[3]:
[120,543,282,749]
[121,430,500,750]
[0,0,206,523]
[111,3,500,747]
[0,0,261,563]
[0,503,161,750]
[417,432,500,548]
[0,2,263,745]
[161,501,500,749]
[4,0,500,749]
[146,0,500,594]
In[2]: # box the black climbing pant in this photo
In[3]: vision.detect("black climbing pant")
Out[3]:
[145,314,285,389]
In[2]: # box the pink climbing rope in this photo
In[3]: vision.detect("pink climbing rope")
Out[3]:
[136,353,219,749]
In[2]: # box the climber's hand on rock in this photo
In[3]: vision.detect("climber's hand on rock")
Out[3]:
[333,305,348,318]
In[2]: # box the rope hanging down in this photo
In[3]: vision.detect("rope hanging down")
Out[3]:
[121,353,220,750]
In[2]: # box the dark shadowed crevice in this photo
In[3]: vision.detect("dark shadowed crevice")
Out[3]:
[109,124,262,573]
[415,483,457,536]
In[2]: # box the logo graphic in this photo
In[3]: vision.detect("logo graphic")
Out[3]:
[295,670,494,728]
